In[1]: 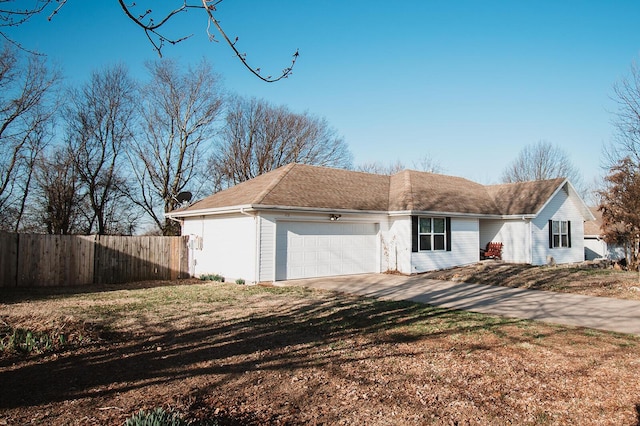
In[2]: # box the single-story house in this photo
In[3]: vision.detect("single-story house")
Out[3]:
[584,207,626,261]
[166,163,594,283]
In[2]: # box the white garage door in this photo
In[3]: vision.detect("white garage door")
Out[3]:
[275,221,379,280]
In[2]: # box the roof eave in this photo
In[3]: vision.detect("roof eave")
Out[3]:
[389,210,536,219]
[169,205,540,220]
[165,204,255,218]
[165,204,390,218]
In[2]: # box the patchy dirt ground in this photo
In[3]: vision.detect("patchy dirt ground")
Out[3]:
[421,261,640,300]
[1,271,640,425]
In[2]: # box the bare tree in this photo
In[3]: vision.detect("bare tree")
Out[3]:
[130,59,223,235]
[357,155,443,175]
[357,160,405,175]
[501,140,584,188]
[33,145,82,234]
[598,157,640,270]
[65,64,137,235]
[609,60,640,166]
[12,121,52,232]
[2,1,298,82]
[209,96,352,191]
[0,45,59,230]
[413,154,444,174]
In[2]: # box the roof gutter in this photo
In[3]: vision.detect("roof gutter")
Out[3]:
[168,204,538,220]
[165,212,184,228]
[166,204,389,218]
[165,204,256,218]
[390,210,536,220]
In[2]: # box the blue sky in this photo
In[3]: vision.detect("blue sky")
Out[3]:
[8,1,640,185]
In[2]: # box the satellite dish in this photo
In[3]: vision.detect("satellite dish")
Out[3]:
[176,191,192,204]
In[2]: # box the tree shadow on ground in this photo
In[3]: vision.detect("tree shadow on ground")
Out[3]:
[0,293,527,410]
[424,263,627,293]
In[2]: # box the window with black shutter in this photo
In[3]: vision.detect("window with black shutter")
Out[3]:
[549,220,571,248]
[413,216,451,251]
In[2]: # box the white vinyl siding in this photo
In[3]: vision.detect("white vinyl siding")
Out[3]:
[410,217,478,272]
[480,219,530,264]
[387,217,412,274]
[182,214,257,282]
[584,237,606,260]
[258,215,276,282]
[531,185,585,265]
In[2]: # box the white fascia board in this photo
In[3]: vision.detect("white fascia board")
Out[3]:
[165,204,388,219]
[165,204,255,219]
[168,204,541,221]
[253,204,387,215]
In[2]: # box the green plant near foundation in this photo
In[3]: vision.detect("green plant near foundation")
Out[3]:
[235,278,246,285]
[199,274,225,282]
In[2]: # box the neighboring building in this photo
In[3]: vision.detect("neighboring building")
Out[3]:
[584,207,626,261]
[166,163,594,283]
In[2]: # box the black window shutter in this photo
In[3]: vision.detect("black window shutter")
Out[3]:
[411,216,418,252]
[445,217,452,251]
[548,220,553,249]
[567,221,572,247]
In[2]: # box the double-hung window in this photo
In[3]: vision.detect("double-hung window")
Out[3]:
[418,217,447,251]
[550,220,571,248]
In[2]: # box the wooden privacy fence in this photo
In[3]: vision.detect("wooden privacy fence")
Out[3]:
[0,233,190,287]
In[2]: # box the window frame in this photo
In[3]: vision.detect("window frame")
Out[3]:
[550,220,571,248]
[418,217,447,251]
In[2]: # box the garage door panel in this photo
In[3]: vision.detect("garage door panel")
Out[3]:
[318,236,331,248]
[318,251,331,262]
[289,236,303,249]
[290,251,304,264]
[276,221,378,280]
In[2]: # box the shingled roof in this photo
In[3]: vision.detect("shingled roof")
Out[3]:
[171,163,571,217]
[584,207,603,236]
[485,178,566,216]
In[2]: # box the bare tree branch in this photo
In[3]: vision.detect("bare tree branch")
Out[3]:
[610,60,640,167]
[116,0,196,57]
[200,0,298,82]
[65,64,137,235]
[356,155,443,176]
[0,45,59,230]
[130,59,223,235]
[2,1,299,81]
[501,140,585,195]
[209,96,352,191]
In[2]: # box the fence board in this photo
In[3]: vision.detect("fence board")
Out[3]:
[0,233,189,287]
[0,232,18,287]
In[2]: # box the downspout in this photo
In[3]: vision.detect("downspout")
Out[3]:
[240,207,259,284]
[166,214,184,229]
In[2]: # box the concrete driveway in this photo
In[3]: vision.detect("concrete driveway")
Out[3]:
[281,273,640,336]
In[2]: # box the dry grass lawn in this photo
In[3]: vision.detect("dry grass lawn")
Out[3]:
[421,261,640,300]
[1,266,639,425]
